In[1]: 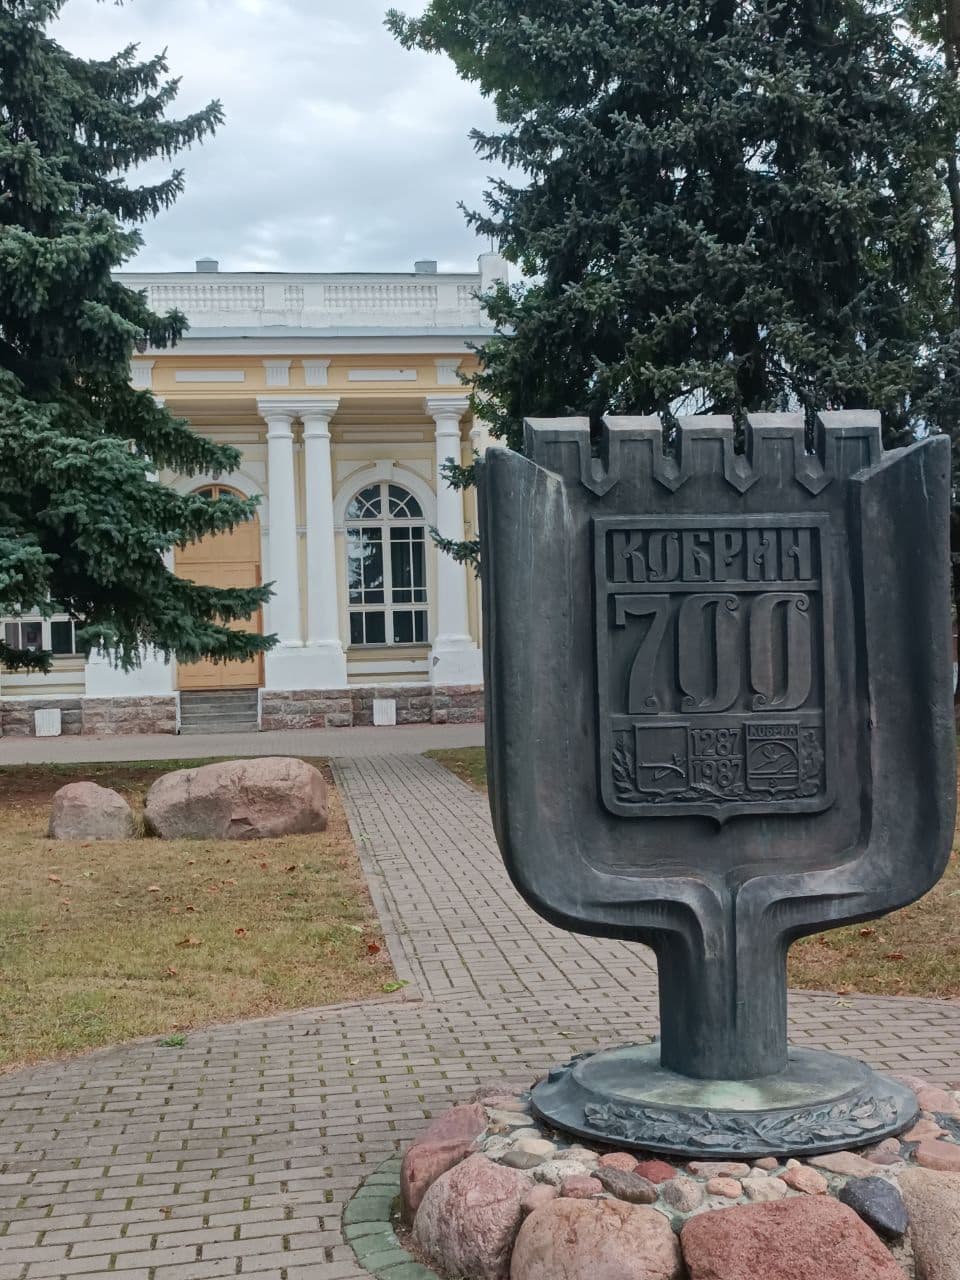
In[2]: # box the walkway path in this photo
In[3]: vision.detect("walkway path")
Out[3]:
[0,754,958,1280]
[0,723,484,766]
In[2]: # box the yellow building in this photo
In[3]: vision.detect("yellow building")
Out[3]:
[0,255,505,736]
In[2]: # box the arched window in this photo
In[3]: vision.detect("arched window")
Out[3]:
[195,484,237,500]
[346,482,428,645]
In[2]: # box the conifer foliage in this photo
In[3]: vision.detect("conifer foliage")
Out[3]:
[0,0,273,671]
[389,0,960,561]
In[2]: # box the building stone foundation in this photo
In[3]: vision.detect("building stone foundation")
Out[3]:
[0,687,483,736]
[0,696,178,738]
[260,685,484,731]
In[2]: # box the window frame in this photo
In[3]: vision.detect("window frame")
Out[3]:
[2,615,82,658]
[345,482,429,648]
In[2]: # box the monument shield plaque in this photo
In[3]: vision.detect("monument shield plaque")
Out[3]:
[479,413,955,1157]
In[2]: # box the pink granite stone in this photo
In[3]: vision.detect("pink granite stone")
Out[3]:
[681,1198,909,1280]
[521,1184,559,1215]
[401,1136,474,1223]
[560,1175,604,1199]
[706,1177,743,1199]
[917,1087,960,1117]
[422,1102,488,1145]
[903,1117,947,1142]
[808,1151,877,1177]
[916,1139,960,1173]
[633,1159,678,1185]
[597,1152,639,1172]
[780,1166,828,1195]
[414,1153,530,1280]
[511,1198,683,1280]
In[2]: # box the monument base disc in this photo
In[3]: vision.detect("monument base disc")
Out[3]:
[531,1043,918,1159]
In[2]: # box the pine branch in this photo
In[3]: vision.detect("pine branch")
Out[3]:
[0,641,52,674]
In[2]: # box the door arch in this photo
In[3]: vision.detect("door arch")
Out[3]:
[175,485,264,690]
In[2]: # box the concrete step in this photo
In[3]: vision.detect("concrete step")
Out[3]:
[179,689,260,734]
[179,720,259,735]
[179,717,259,732]
[180,703,259,720]
[180,693,259,708]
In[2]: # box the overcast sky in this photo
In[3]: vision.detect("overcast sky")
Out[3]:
[52,0,500,274]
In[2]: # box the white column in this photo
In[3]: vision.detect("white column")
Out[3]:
[302,398,348,687]
[426,396,483,686]
[258,399,310,690]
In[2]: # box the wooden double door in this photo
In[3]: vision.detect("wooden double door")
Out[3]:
[175,485,264,690]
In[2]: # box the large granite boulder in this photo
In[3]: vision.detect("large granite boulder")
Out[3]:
[421,1102,487,1144]
[413,1153,530,1280]
[510,1197,682,1280]
[680,1197,908,1280]
[400,1103,488,1223]
[144,757,327,840]
[401,1136,476,1223]
[48,782,135,840]
[900,1167,960,1280]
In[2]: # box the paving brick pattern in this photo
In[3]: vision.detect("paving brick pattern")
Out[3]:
[1,752,958,1280]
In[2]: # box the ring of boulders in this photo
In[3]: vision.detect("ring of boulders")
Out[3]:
[346,1071,960,1280]
[47,757,328,841]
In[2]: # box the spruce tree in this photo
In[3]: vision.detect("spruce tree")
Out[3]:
[0,0,273,672]
[389,0,960,564]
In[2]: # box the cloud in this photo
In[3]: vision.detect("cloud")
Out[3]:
[52,0,500,272]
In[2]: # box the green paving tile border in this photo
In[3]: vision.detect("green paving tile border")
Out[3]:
[343,1156,441,1280]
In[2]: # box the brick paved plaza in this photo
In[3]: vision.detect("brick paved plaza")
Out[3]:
[0,752,958,1280]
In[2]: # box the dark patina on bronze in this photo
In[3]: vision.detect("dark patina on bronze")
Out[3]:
[479,413,955,1156]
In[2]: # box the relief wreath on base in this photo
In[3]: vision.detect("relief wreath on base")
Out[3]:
[580,1092,902,1156]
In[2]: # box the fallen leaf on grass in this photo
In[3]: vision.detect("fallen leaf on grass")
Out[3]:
[148,885,161,893]
[176,935,202,947]
[234,927,247,938]
[47,874,62,884]
[224,878,237,886]
[284,865,297,872]
[164,967,178,977]
[367,942,381,955]
[382,980,408,993]
[884,951,906,961]
[858,927,875,938]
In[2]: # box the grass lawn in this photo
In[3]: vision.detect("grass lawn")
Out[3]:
[0,758,395,1070]
[428,745,960,1000]
[425,746,488,792]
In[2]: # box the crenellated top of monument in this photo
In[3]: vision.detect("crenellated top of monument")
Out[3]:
[522,411,883,497]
